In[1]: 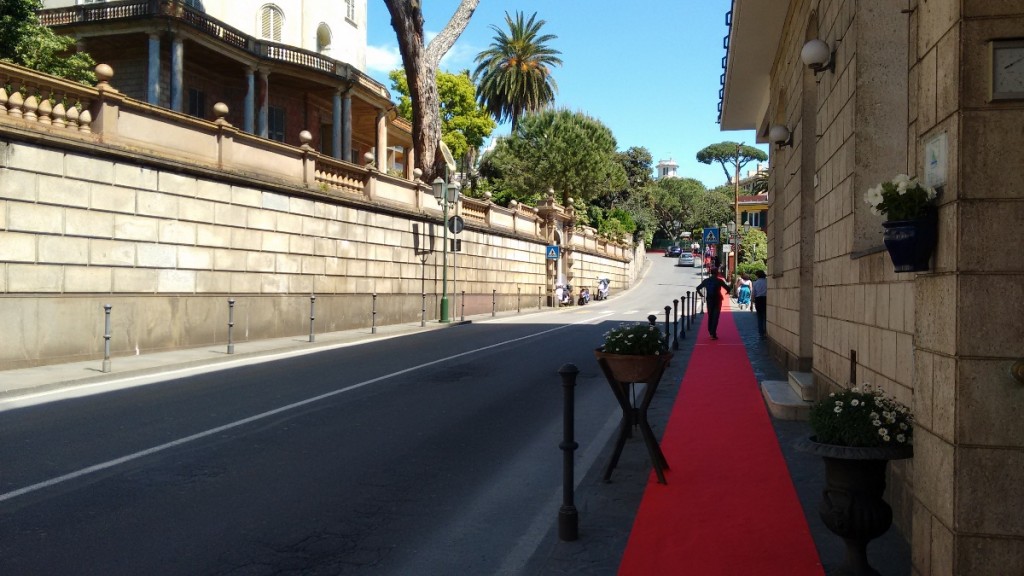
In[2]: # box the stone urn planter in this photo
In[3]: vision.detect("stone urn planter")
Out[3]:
[796,436,913,576]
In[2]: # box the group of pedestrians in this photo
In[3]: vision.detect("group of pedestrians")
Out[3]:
[696,268,767,340]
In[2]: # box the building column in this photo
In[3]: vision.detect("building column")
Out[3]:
[332,88,343,160]
[257,69,269,138]
[170,36,184,112]
[375,108,388,172]
[243,67,255,133]
[147,33,161,105]
[341,90,352,162]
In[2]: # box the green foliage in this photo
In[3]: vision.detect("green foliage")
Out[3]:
[738,226,767,269]
[736,262,765,278]
[586,205,636,239]
[473,11,562,130]
[389,69,495,168]
[695,141,768,184]
[863,174,938,221]
[0,0,95,84]
[647,177,707,241]
[809,385,914,448]
[693,184,735,229]
[596,146,652,208]
[479,108,627,207]
[602,322,667,355]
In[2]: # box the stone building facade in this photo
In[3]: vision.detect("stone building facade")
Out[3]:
[721,1,1024,574]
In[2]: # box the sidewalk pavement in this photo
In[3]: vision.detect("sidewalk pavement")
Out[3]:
[0,300,913,575]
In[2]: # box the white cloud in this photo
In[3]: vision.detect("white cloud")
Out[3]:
[366,44,402,75]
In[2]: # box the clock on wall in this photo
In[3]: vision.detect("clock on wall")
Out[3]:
[990,39,1024,101]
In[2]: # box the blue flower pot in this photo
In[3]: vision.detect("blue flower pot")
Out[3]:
[882,215,937,273]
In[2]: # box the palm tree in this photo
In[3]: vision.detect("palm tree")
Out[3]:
[473,11,562,131]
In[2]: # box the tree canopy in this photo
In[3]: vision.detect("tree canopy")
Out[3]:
[473,11,562,131]
[389,69,495,173]
[0,0,95,84]
[647,177,707,242]
[478,108,626,207]
[695,141,768,184]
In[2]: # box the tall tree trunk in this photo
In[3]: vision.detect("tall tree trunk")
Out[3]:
[384,0,479,183]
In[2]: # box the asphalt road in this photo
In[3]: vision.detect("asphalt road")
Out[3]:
[0,256,706,575]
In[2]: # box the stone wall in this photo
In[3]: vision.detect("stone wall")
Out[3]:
[0,62,638,370]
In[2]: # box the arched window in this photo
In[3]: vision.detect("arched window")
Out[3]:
[260,4,284,42]
[316,23,332,54]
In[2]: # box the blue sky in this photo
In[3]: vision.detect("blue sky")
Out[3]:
[363,1,765,189]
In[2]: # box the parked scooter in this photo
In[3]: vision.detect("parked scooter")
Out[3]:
[577,287,591,305]
[595,278,610,301]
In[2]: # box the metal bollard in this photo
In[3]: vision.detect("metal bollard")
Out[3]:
[672,299,679,350]
[309,295,316,343]
[679,295,686,340]
[371,293,378,334]
[517,287,521,314]
[101,304,112,373]
[686,291,692,329]
[421,293,427,327]
[492,289,496,317]
[227,298,235,354]
[461,290,466,322]
[538,286,542,310]
[664,306,671,345]
[558,363,580,541]
[647,314,657,327]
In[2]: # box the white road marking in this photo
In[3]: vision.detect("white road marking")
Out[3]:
[0,313,615,504]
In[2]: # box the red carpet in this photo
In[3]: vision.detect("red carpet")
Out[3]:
[618,306,823,575]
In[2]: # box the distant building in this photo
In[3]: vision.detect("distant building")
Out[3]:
[655,158,678,180]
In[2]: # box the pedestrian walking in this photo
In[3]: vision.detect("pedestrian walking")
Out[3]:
[696,267,732,340]
[736,273,752,310]
[752,270,768,339]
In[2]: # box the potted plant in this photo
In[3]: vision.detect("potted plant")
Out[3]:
[863,174,939,272]
[797,385,914,576]
[594,322,670,384]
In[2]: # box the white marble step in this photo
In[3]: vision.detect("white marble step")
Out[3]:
[761,379,812,421]
[788,371,816,401]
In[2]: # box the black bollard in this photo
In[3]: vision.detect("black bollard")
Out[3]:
[227,298,236,354]
[461,290,466,322]
[371,293,378,334]
[492,289,496,317]
[517,287,522,314]
[102,304,112,373]
[664,306,671,345]
[309,295,316,343]
[679,295,686,340]
[686,291,692,330]
[672,299,679,350]
[647,314,658,327]
[538,287,542,310]
[558,363,580,541]
[421,293,427,327]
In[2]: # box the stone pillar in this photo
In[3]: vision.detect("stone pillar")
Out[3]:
[243,67,255,133]
[341,90,352,162]
[375,108,388,172]
[147,33,161,106]
[170,36,184,112]
[332,88,343,160]
[257,69,269,138]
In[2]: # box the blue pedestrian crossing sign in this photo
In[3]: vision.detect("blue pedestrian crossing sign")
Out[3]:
[546,245,560,260]
[703,227,720,245]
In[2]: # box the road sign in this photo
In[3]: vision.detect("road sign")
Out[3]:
[447,215,465,235]
[546,245,560,260]
[703,227,720,245]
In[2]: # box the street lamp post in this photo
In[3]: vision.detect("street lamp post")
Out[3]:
[432,177,460,323]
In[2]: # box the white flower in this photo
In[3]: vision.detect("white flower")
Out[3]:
[864,186,884,207]
[873,419,882,426]
[892,173,912,189]
[897,434,906,443]
[834,406,843,414]
[850,399,860,407]
[878,428,888,437]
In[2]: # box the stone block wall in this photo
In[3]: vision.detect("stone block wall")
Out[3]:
[0,137,635,370]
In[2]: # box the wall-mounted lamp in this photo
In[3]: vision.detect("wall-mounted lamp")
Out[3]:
[769,124,792,148]
[801,39,835,74]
